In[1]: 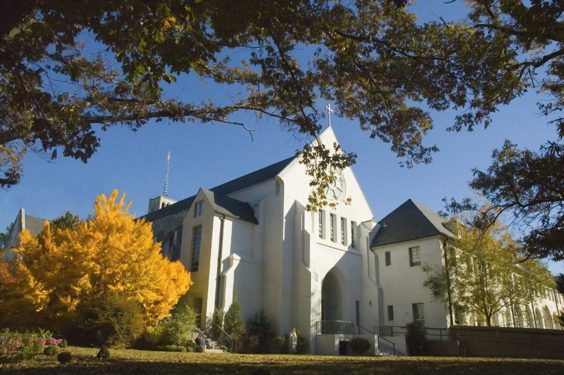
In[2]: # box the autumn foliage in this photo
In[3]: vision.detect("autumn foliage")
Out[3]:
[0,190,190,341]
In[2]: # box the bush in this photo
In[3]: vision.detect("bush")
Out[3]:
[16,341,43,361]
[137,305,197,351]
[157,304,197,347]
[59,339,68,348]
[0,328,64,365]
[57,351,72,364]
[185,340,198,352]
[69,294,145,347]
[43,345,59,356]
[350,337,371,355]
[155,345,186,352]
[224,301,246,338]
[195,344,204,353]
[96,346,110,360]
[210,309,225,341]
[406,321,427,355]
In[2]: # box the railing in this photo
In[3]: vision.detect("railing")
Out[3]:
[358,326,404,356]
[375,325,451,342]
[207,321,235,352]
[313,320,356,335]
[378,335,398,356]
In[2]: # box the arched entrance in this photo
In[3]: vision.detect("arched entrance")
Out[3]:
[321,267,350,334]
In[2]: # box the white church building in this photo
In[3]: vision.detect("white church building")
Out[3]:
[4,127,562,355]
[139,127,563,354]
[143,127,383,354]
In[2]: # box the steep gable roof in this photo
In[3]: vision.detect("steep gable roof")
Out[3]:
[141,155,295,224]
[200,188,257,224]
[371,199,455,247]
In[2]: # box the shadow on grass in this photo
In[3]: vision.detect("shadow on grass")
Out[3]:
[2,357,564,375]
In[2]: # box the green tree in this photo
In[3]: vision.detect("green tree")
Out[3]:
[223,301,246,338]
[425,221,553,327]
[156,304,197,347]
[49,211,82,232]
[1,1,561,213]
[445,141,563,261]
[210,309,225,341]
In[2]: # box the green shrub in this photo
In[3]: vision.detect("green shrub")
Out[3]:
[16,341,43,361]
[57,351,72,364]
[210,309,225,341]
[185,340,199,352]
[69,294,145,347]
[44,345,59,356]
[157,304,197,347]
[96,345,110,360]
[406,321,427,355]
[350,337,371,355]
[137,305,197,351]
[224,301,246,338]
[195,345,204,353]
[59,339,68,348]
[155,345,186,352]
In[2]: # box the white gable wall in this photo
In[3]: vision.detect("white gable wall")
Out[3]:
[372,236,449,330]
[225,178,286,328]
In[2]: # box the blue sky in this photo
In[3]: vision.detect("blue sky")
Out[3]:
[1,1,561,274]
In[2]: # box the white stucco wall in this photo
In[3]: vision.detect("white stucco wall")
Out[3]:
[372,236,449,330]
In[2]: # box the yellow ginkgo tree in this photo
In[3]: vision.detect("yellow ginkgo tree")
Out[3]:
[0,189,190,341]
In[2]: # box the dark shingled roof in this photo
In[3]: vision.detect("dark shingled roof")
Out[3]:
[25,214,46,236]
[201,188,258,224]
[141,155,294,233]
[371,199,456,247]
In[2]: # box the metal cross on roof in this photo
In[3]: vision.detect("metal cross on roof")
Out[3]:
[325,103,334,128]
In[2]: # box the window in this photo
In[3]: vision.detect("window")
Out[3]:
[318,210,325,239]
[191,226,202,271]
[385,251,391,266]
[387,305,394,321]
[194,200,203,217]
[351,221,357,248]
[340,217,347,245]
[330,213,336,242]
[412,303,424,323]
[409,246,421,267]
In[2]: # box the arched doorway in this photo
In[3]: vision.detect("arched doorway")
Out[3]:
[321,267,350,334]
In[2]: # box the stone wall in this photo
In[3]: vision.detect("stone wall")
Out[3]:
[427,326,564,359]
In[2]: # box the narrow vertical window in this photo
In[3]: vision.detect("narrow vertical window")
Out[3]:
[409,246,421,266]
[412,303,424,323]
[351,221,357,248]
[191,225,202,271]
[194,200,203,217]
[385,251,391,266]
[340,217,347,245]
[387,305,394,321]
[330,213,336,242]
[318,210,325,239]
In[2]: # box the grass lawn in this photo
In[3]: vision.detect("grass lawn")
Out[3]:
[2,347,563,374]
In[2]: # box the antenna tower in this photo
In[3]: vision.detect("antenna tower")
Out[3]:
[163,151,171,197]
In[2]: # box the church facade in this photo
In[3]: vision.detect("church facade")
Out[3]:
[4,128,562,354]
[141,127,563,353]
[142,128,381,353]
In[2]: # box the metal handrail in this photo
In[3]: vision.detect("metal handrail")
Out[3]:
[209,320,235,352]
[375,325,451,342]
[358,325,404,356]
[377,335,397,356]
[313,320,356,335]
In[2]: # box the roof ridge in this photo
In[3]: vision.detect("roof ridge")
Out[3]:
[142,155,295,222]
